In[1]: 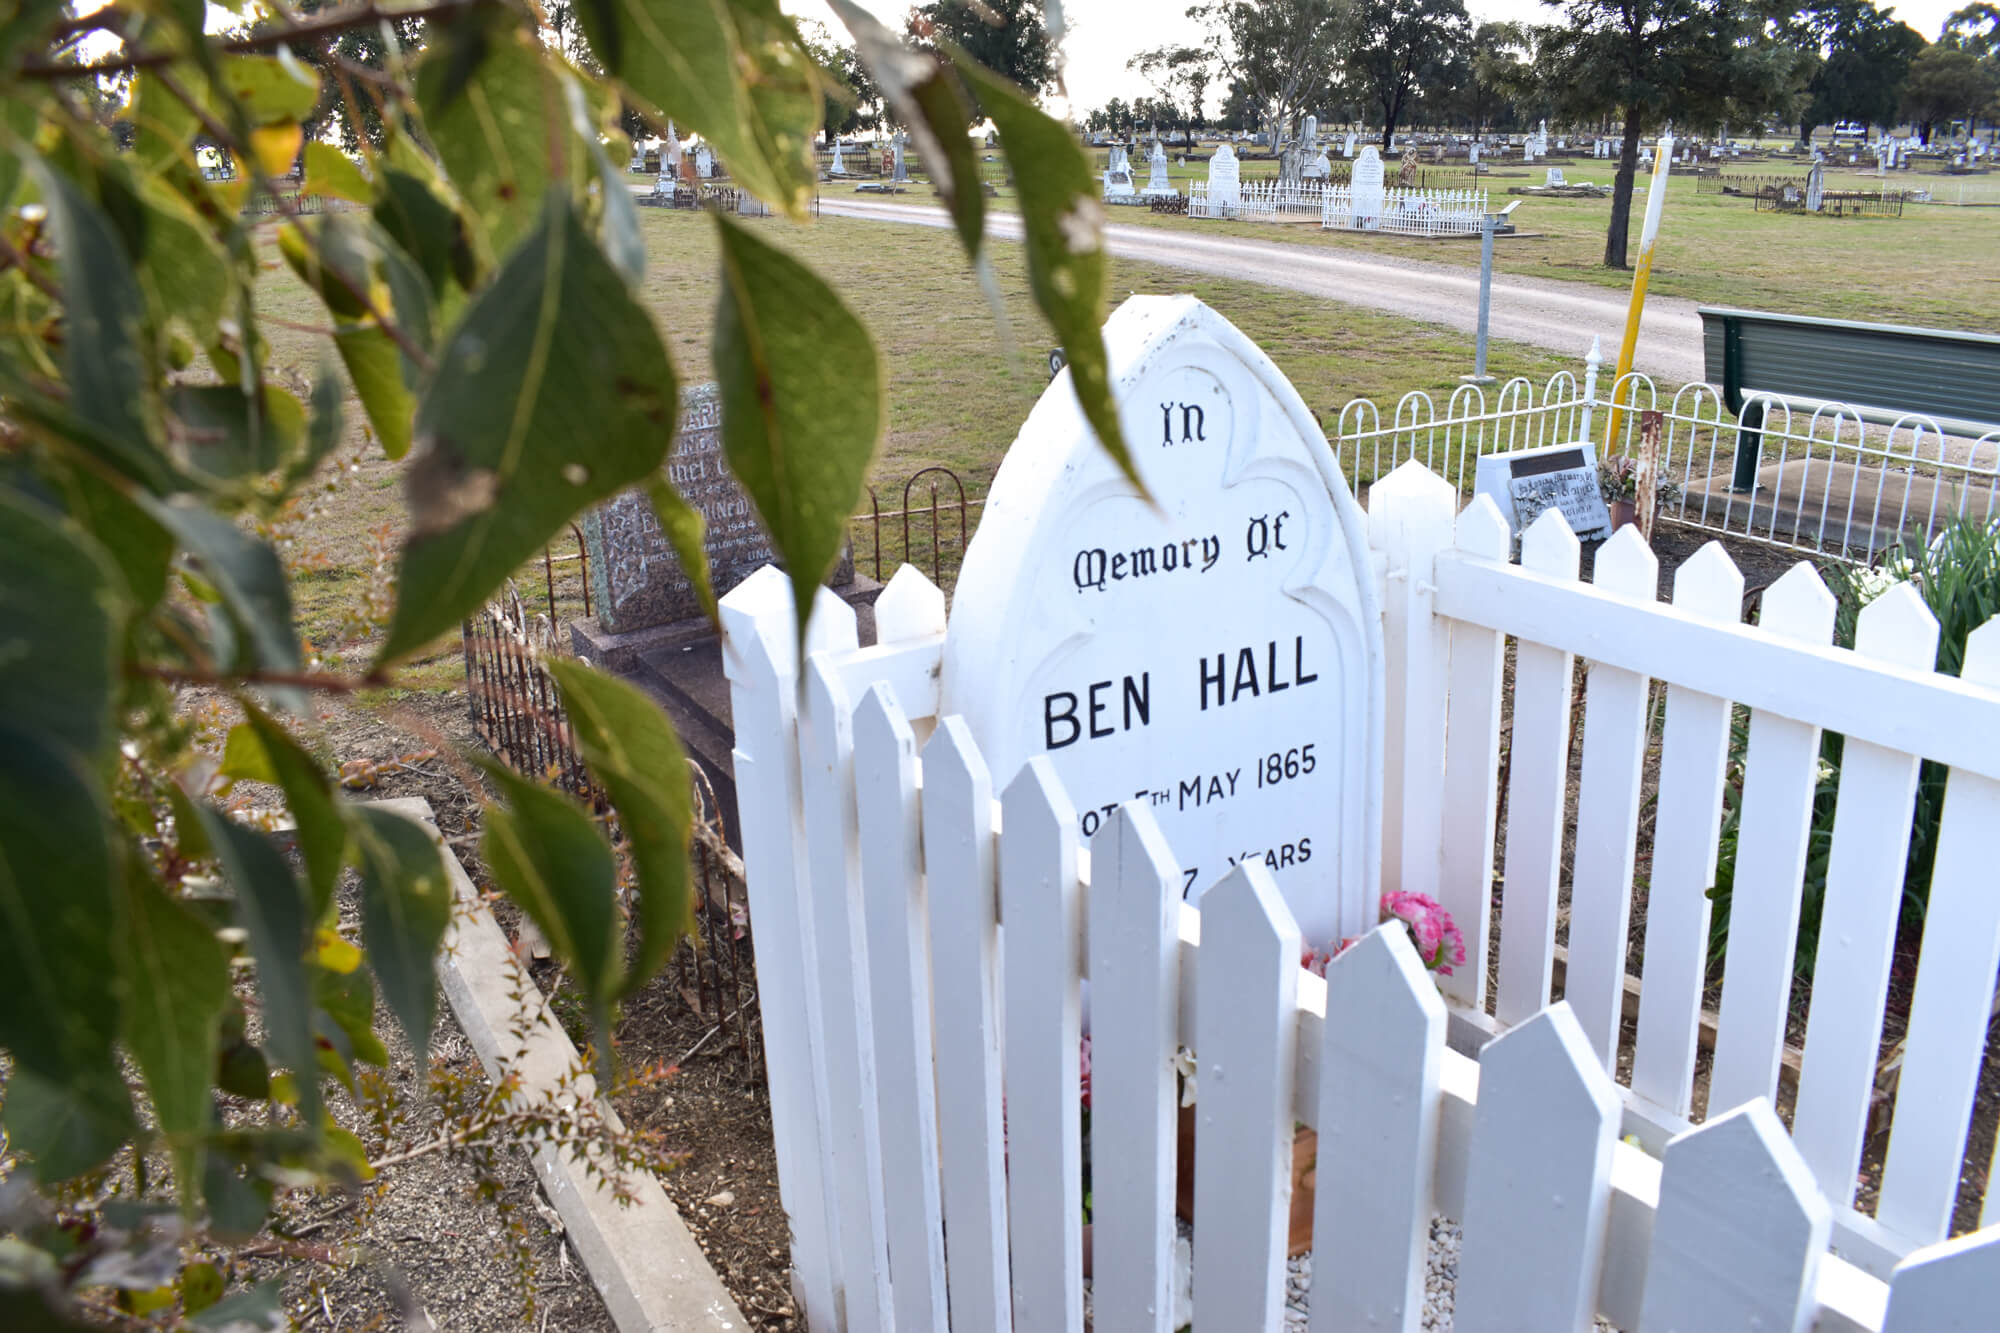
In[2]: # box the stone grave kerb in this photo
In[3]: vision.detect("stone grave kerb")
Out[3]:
[939,295,1384,945]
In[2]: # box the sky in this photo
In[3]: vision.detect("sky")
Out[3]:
[782,0,1970,115]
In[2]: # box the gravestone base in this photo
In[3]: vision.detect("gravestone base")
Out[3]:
[570,575,882,850]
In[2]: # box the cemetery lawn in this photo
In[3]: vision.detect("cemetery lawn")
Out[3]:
[830,155,2000,334]
[252,208,1575,688]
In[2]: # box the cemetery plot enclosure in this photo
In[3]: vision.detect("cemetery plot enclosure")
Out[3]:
[1332,361,2000,565]
[722,470,2000,1327]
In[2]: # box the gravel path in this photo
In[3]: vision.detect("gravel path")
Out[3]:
[814,197,1705,385]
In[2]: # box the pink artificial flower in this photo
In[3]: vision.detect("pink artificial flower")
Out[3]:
[1303,894,1467,979]
[1079,1033,1093,1111]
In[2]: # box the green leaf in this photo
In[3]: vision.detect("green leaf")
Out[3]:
[372,169,473,317]
[952,61,1142,497]
[302,142,370,204]
[181,1262,225,1316]
[415,24,561,265]
[170,384,305,482]
[197,810,321,1127]
[377,199,677,665]
[188,1276,282,1331]
[347,805,453,1057]
[278,220,428,459]
[0,489,121,764]
[25,155,154,466]
[4,1065,134,1182]
[479,761,621,1050]
[711,211,880,650]
[548,661,694,1000]
[242,707,345,921]
[118,862,230,1204]
[201,1149,274,1242]
[138,497,300,677]
[334,325,415,461]
[59,467,173,612]
[561,72,644,290]
[0,1282,98,1332]
[644,477,716,629]
[575,0,819,217]
[315,966,389,1070]
[133,177,230,346]
[283,362,346,490]
[221,54,321,125]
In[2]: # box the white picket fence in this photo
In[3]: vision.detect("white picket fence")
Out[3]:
[722,461,2000,1330]
[1188,179,1332,220]
[1321,184,1489,237]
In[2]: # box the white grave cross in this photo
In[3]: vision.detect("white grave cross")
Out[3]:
[941,296,1383,946]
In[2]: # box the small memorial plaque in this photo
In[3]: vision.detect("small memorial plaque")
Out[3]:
[941,296,1383,945]
[582,384,851,634]
[1474,441,1611,543]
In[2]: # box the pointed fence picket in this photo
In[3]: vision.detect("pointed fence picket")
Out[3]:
[722,454,2000,1330]
[1564,526,1657,1070]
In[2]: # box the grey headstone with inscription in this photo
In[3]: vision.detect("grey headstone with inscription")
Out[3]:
[1473,440,1612,543]
[581,384,853,635]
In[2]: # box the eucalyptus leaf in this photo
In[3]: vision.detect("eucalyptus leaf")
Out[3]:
[953,61,1142,496]
[171,384,305,482]
[221,54,321,125]
[60,467,172,612]
[139,497,300,677]
[711,211,880,650]
[562,72,644,290]
[302,142,370,204]
[4,1065,135,1183]
[118,861,230,1205]
[0,490,121,764]
[26,155,153,463]
[197,810,320,1127]
[377,199,676,665]
[347,804,453,1057]
[0,727,125,1142]
[644,477,716,630]
[479,761,621,1054]
[415,24,561,265]
[548,660,695,999]
[243,706,345,920]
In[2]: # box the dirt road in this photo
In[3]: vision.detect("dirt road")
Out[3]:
[816,196,1707,385]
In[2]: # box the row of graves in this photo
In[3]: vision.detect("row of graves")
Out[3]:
[1184,142,1496,239]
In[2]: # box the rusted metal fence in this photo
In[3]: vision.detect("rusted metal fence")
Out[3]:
[852,466,982,591]
[462,584,599,803]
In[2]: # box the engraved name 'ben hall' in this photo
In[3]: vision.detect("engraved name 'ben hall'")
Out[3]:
[1042,635,1320,749]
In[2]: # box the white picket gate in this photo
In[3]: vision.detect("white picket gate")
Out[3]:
[1321,184,1489,237]
[721,461,2000,1331]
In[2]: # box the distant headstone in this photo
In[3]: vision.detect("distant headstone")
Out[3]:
[941,295,1383,944]
[1545,166,1566,187]
[664,128,682,176]
[581,385,853,635]
[1303,150,1331,180]
[830,139,846,174]
[1352,146,1385,223]
[1207,143,1241,210]
[1145,137,1174,195]
[695,145,714,178]
[891,131,909,183]
[1343,131,1357,158]
[1302,114,1319,153]
[1397,143,1419,188]
[1473,442,1612,544]
[1468,143,1480,164]
[1105,143,1137,201]
[1805,161,1825,213]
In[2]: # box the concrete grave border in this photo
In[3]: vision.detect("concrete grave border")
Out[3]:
[367,797,746,1332]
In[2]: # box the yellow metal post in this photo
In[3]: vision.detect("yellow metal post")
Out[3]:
[1604,134,1674,454]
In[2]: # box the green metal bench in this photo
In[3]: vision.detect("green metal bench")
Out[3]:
[1699,307,2000,491]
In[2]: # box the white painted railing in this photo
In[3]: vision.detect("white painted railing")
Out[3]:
[1189,179,1332,220]
[1321,184,1488,236]
[1331,352,2000,563]
[722,467,2000,1328]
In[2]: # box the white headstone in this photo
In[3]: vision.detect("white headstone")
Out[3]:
[1468,144,1480,164]
[1207,143,1241,211]
[1545,166,1566,187]
[665,123,682,174]
[1146,138,1172,194]
[1104,144,1136,201]
[830,139,846,175]
[940,296,1384,945]
[1302,150,1331,180]
[1302,114,1319,152]
[1351,146,1385,224]
[695,144,714,178]
[1343,132,1357,159]
[891,131,908,183]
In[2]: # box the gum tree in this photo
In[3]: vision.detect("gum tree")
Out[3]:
[0,0,1132,1322]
